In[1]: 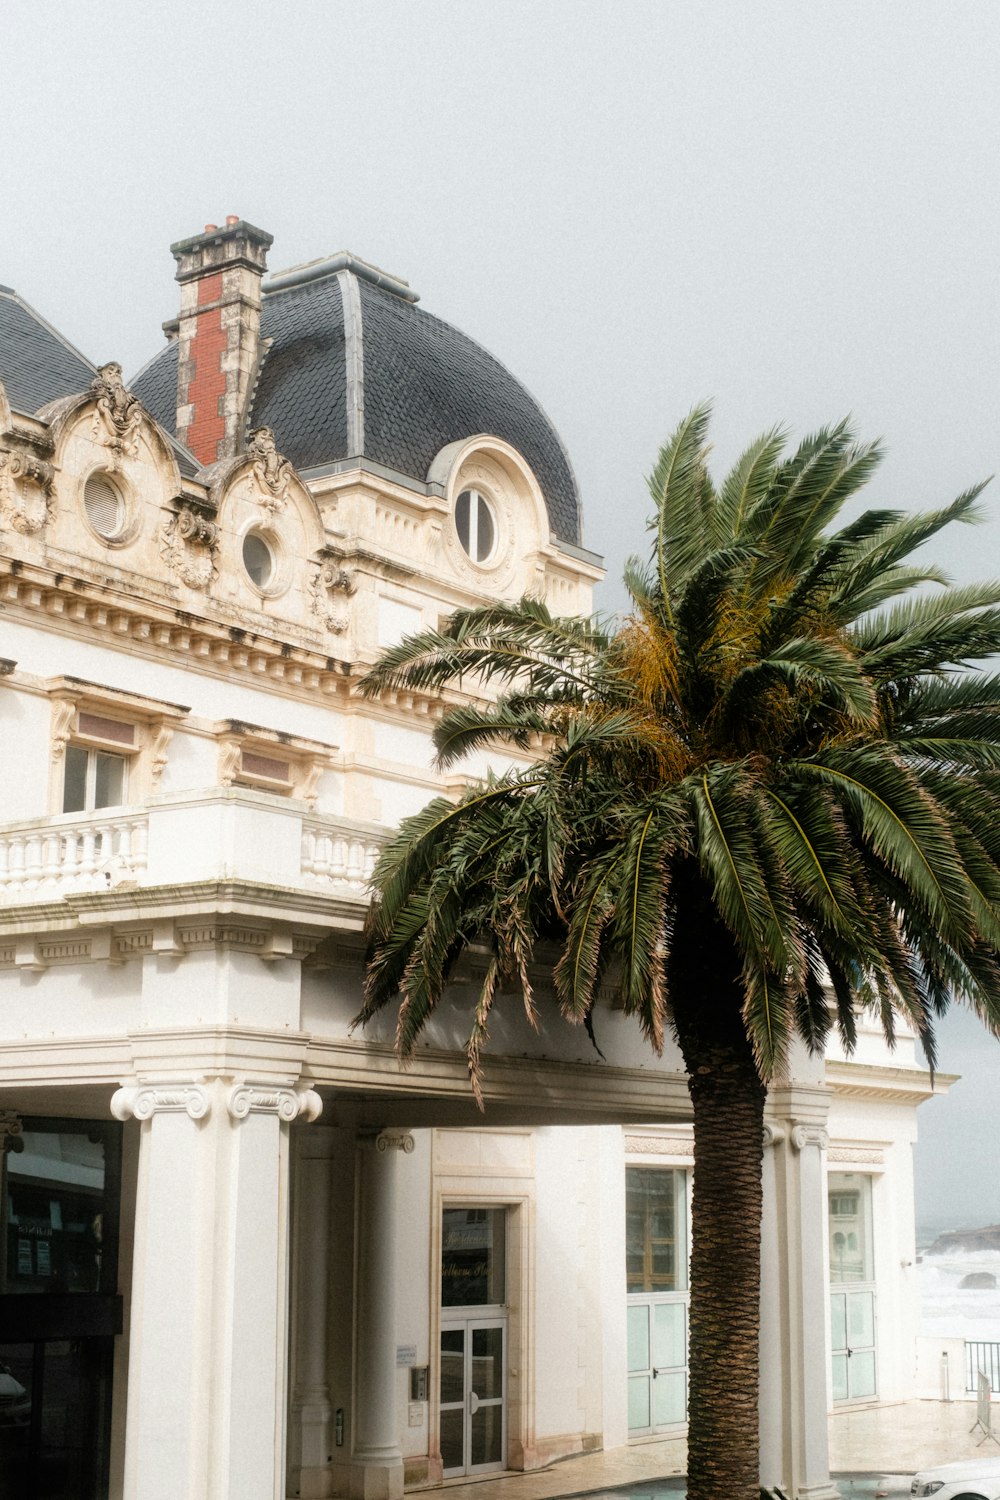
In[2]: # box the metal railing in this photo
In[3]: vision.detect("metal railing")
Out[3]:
[966,1341,1000,1393]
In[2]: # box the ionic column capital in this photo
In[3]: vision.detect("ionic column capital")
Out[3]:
[374,1129,414,1155]
[762,1122,786,1149]
[111,1082,211,1121]
[791,1123,829,1153]
[228,1081,323,1123]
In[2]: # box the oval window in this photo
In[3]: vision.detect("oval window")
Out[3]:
[84,473,127,540]
[242,530,276,590]
[455,488,496,564]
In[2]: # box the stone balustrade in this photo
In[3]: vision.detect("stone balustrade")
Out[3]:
[0,811,149,901]
[0,801,389,906]
[300,819,384,893]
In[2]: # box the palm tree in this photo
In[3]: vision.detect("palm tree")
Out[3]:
[357,406,1000,1500]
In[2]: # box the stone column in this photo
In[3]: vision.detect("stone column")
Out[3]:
[759,1088,840,1500]
[350,1130,414,1500]
[289,1125,336,1499]
[113,1077,321,1500]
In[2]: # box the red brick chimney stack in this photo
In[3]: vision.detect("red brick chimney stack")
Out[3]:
[170,218,273,465]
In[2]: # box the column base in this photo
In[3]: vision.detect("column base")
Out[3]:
[349,1454,404,1500]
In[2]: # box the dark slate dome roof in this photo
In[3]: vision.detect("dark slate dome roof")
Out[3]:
[0,286,96,414]
[133,254,582,545]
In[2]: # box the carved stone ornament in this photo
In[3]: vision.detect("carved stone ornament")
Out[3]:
[246,426,293,513]
[375,1130,415,1154]
[791,1123,830,1152]
[90,362,143,469]
[1,1110,24,1152]
[50,699,76,762]
[110,1083,211,1121]
[827,1144,885,1166]
[624,1134,694,1159]
[228,1083,323,1123]
[762,1123,787,1149]
[309,559,356,634]
[160,503,218,590]
[0,445,55,533]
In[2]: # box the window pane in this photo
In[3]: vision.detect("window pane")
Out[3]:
[652,1367,686,1427]
[3,1125,116,1296]
[627,1303,650,1373]
[828,1174,873,1283]
[93,753,125,810]
[62,746,88,814]
[628,1374,650,1431]
[455,491,472,554]
[626,1168,683,1292]
[470,1402,502,1466]
[439,1407,464,1472]
[471,1326,503,1399]
[476,496,494,561]
[441,1208,506,1307]
[439,1329,464,1403]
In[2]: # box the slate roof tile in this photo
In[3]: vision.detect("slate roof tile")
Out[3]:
[133,261,582,545]
[0,288,95,415]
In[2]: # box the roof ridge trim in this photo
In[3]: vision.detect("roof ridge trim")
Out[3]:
[337,270,365,459]
[264,252,419,303]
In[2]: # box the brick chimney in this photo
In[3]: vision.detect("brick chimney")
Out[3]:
[170,218,273,465]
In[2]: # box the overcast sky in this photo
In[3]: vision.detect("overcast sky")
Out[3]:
[5,0,1000,1230]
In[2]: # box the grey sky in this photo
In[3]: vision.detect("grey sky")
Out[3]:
[5,0,1000,1229]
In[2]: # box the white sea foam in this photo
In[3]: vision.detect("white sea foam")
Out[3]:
[919,1244,1000,1342]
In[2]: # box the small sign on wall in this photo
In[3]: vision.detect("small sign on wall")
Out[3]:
[396,1344,417,1367]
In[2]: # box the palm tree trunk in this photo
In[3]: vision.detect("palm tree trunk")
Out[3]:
[670,880,767,1500]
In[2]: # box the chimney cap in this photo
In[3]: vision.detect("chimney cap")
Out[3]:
[170,219,274,259]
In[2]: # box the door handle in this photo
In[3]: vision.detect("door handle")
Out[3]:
[469,1391,480,1416]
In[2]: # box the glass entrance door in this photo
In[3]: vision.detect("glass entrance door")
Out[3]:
[438,1205,507,1476]
[626,1167,689,1434]
[627,1297,687,1432]
[0,1116,122,1499]
[828,1173,876,1402]
[830,1289,877,1401]
[439,1319,506,1476]
[0,1338,115,1500]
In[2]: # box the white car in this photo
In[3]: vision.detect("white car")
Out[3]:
[911,1456,1000,1498]
[0,1362,30,1426]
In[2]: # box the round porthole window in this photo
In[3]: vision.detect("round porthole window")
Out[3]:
[84,473,127,541]
[242,530,276,590]
[455,488,496,564]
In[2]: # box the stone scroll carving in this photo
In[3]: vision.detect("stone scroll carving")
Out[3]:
[160,503,219,589]
[0,445,55,533]
[91,362,143,468]
[309,556,356,634]
[228,1082,323,1123]
[110,1083,211,1121]
[246,427,293,513]
[791,1123,829,1152]
[375,1130,415,1154]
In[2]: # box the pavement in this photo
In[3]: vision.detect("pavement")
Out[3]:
[409,1399,999,1500]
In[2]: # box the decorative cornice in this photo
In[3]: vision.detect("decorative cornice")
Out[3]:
[791,1123,829,1153]
[110,1081,210,1121]
[228,1081,323,1123]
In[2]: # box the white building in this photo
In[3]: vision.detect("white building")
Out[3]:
[0,220,943,1500]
